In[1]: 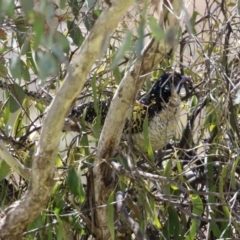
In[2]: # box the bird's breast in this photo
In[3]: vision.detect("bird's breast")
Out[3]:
[132,95,181,151]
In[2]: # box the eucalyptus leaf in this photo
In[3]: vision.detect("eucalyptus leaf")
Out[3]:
[20,59,30,81]
[35,50,58,79]
[67,21,84,47]
[9,84,25,113]
[112,31,132,68]
[66,165,80,196]
[0,161,11,181]
[135,18,145,56]
[83,15,95,31]
[33,13,45,49]
[69,0,79,18]
[20,38,30,55]
[9,56,21,79]
[149,17,165,40]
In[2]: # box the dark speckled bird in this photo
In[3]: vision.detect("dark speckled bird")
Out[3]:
[69,73,189,151]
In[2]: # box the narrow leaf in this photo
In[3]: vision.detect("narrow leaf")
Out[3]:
[9,56,21,79]
[9,84,25,113]
[66,165,81,198]
[0,161,11,181]
[149,17,165,40]
[67,21,84,47]
[112,31,132,68]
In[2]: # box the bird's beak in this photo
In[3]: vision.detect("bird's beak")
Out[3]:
[176,75,190,94]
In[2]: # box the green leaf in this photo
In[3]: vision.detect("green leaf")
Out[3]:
[0,161,11,181]
[9,56,21,79]
[149,17,165,40]
[66,165,80,198]
[52,181,62,196]
[206,155,221,238]
[154,214,161,229]
[67,21,84,47]
[3,98,11,125]
[107,191,115,240]
[20,38,30,55]
[59,0,67,9]
[135,18,145,56]
[93,9,102,18]
[20,59,30,81]
[83,15,95,31]
[185,194,203,240]
[33,12,45,49]
[112,66,122,85]
[20,0,33,15]
[191,194,203,218]
[163,158,172,177]
[167,206,180,240]
[191,95,198,108]
[9,84,25,113]
[51,44,66,64]
[69,0,79,18]
[12,111,24,137]
[143,193,154,217]
[187,11,199,35]
[112,31,132,68]
[66,165,85,203]
[27,214,44,237]
[9,56,30,81]
[219,164,231,219]
[56,215,64,240]
[9,95,21,113]
[26,47,38,74]
[54,31,70,55]
[35,50,58,79]
[230,157,239,189]
[80,134,90,157]
[209,221,222,239]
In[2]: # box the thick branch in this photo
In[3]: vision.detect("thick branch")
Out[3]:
[93,1,183,238]
[0,0,132,239]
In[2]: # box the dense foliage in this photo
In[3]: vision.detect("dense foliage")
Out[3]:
[0,0,240,239]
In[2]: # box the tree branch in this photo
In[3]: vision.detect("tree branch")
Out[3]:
[0,0,133,239]
[116,191,146,240]
[93,1,183,238]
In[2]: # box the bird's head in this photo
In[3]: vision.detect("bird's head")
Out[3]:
[140,73,189,106]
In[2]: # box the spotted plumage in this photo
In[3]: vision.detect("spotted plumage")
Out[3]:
[69,73,188,151]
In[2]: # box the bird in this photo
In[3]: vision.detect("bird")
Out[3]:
[69,73,189,151]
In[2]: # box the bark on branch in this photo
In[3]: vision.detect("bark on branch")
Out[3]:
[0,0,133,239]
[93,1,183,238]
